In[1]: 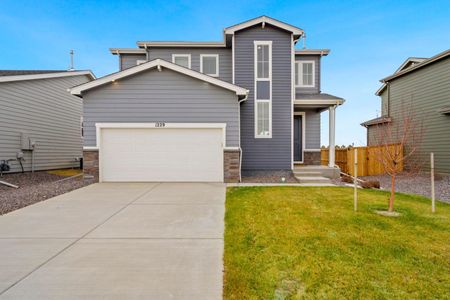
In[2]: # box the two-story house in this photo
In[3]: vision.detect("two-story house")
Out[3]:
[361,48,450,174]
[70,16,344,182]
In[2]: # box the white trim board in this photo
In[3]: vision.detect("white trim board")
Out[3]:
[294,99,345,105]
[171,54,191,69]
[0,70,96,83]
[200,54,219,77]
[95,122,227,149]
[69,59,249,98]
[295,60,315,88]
[254,40,273,139]
[224,16,304,37]
[110,48,147,55]
[137,41,226,48]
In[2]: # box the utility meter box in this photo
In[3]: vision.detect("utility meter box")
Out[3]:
[20,132,35,150]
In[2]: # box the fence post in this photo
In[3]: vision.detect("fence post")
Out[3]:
[431,153,435,213]
[354,148,358,212]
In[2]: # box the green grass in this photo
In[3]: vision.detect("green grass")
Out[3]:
[224,187,450,299]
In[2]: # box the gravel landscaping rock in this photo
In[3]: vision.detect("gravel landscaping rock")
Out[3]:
[0,171,95,215]
[241,170,299,183]
[333,173,450,203]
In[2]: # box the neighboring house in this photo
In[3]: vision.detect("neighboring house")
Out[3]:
[70,16,344,183]
[0,70,95,173]
[361,48,450,174]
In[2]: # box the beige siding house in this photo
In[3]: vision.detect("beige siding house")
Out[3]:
[0,70,94,173]
[362,49,450,174]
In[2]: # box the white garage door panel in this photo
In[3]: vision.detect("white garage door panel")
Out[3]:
[100,128,224,182]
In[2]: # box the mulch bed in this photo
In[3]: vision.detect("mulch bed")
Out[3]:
[241,170,299,183]
[0,171,95,215]
[333,173,450,203]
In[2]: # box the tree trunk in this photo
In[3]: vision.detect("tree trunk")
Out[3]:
[389,174,396,212]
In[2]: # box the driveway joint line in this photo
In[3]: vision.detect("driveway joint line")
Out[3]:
[0,183,161,296]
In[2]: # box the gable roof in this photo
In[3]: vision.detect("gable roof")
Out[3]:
[393,57,427,74]
[0,70,68,76]
[224,16,304,37]
[0,70,95,83]
[381,48,450,83]
[69,59,249,99]
[360,116,392,127]
[375,57,428,96]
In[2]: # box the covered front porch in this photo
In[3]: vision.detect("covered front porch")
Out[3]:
[292,93,344,181]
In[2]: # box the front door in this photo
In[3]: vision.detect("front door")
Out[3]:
[294,115,303,162]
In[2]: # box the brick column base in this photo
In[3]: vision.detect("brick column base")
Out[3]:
[83,149,99,182]
[303,151,321,165]
[224,149,240,183]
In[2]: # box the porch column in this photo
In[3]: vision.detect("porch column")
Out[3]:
[328,105,336,167]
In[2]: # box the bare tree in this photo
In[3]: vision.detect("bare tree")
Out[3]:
[373,100,424,212]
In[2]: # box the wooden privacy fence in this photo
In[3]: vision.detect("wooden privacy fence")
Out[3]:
[321,144,404,176]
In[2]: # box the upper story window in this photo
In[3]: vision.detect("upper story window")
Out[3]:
[255,41,272,80]
[254,41,273,138]
[200,54,219,77]
[295,61,315,87]
[172,54,191,69]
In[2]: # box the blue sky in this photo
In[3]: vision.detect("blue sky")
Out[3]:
[1,0,449,146]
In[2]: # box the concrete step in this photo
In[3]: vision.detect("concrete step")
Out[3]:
[295,176,332,184]
[293,171,322,177]
[294,166,340,179]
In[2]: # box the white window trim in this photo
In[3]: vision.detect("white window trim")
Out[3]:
[136,59,147,65]
[172,54,191,69]
[295,60,315,88]
[200,54,219,77]
[254,41,273,138]
[254,41,272,81]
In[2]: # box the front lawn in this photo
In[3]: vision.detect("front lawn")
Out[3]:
[224,187,450,299]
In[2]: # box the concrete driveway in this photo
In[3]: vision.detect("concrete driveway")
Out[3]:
[0,182,225,299]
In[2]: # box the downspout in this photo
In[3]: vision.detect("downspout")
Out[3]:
[387,82,391,117]
[237,94,249,182]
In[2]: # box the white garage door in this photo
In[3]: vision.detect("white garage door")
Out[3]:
[99,124,224,182]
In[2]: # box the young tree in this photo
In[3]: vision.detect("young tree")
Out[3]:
[373,100,424,212]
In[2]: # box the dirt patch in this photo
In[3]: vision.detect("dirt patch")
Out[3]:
[0,171,95,215]
[241,170,299,183]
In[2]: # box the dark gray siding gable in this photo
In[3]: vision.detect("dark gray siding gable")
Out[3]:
[148,48,232,83]
[120,54,146,70]
[0,75,91,173]
[83,68,239,147]
[235,24,292,170]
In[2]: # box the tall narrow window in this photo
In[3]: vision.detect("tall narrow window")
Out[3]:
[172,54,191,69]
[295,61,315,87]
[254,41,272,138]
[200,54,219,77]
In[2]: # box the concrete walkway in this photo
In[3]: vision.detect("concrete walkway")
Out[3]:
[0,182,225,299]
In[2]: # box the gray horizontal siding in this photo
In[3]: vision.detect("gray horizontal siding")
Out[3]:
[295,55,321,96]
[83,68,239,147]
[147,48,232,83]
[305,110,321,149]
[120,54,146,70]
[0,75,91,173]
[236,24,292,170]
[386,57,450,174]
